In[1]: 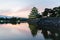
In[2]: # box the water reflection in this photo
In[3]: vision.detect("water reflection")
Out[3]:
[41,27,60,40]
[0,22,60,40]
[29,23,60,40]
[29,23,38,36]
[0,22,44,40]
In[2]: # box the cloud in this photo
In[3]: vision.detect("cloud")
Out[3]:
[0,6,44,18]
[0,7,31,18]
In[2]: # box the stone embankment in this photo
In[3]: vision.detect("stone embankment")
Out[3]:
[28,17,60,30]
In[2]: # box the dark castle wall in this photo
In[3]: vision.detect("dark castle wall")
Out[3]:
[30,17,60,26]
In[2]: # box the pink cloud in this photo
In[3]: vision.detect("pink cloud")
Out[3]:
[0,6,44,18]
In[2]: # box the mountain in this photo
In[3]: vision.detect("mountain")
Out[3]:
[0,15,28,19]
[0,15,12,18]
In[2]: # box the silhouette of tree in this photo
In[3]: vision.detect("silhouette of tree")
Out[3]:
[42,8,49,17]
[42,6,60,17]
[53,6,60,17]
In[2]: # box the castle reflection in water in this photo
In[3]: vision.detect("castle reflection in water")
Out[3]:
[0,22,60,40]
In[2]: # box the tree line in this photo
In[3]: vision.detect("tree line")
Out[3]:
[0,17,20,24]
[29,6,60,19]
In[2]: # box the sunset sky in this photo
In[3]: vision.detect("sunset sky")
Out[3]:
[0,0,60,18]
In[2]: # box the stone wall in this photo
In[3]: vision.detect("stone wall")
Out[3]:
[39,17,60,25]
[28,17,60,28]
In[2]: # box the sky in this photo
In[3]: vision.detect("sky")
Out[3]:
[0,0,60,18]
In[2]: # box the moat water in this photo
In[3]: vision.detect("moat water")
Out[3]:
[0,22,59,40]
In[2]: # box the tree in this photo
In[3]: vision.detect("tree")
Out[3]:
[29,7,41,19]
[42,7,59,17]
[53,6,60,17]
[42,8,49,17]
[42,8,54,17]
